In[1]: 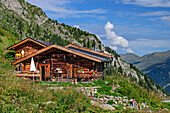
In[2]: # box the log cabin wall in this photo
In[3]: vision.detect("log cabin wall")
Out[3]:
[14,42,44,60]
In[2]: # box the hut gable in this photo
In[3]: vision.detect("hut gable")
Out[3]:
[7,38,51,60]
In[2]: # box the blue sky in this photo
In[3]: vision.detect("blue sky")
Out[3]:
[25,0,170,56]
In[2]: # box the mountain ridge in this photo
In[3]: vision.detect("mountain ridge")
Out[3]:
[120,50,170,94]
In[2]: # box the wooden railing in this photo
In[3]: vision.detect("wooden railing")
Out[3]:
[14,71,41,78]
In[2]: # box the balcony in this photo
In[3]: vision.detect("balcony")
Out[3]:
[14,71,41,78]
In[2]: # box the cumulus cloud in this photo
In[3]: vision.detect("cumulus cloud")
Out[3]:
[104,21,134,53]
[104,21,129,48]
[127,48,134,53]
[119,0,170,7]
[74,25,79,28]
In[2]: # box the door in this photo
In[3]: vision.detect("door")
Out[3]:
[39,64,50,81]
[41,66,45,81]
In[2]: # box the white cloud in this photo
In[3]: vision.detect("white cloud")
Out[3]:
[160,16,170,22]
[74,25,79,28]
[110,46,118,50]
[119,0,170,7]
[127,48,134,53]
[103,21,134,53]
[104,21,129,48]
[139,11,170,16]
[25,0,107,19]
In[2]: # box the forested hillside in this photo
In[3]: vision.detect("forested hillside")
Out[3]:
[0,0,103,51]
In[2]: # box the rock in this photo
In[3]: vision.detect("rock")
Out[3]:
[105,81,108,84]
[109,96,114,100]
[118,100,123,104]
[123,96,128,99]
[123,99,128,103]
[116,84,120,87]
[99,104,115,111]
[105,95,110,98]
[104,98,109,104]
[99,98,104,103]
[123,103,126,107]
[91,100,115,111]
[91,100,99,106]
[112,99,116,103]
[112,104,118,107]
[111,90,114,93]
[92,97,97,101]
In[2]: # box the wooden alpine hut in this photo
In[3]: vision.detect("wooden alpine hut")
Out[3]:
[7,38,112,82]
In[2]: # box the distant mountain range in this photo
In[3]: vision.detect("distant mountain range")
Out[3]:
[120,50,170,94]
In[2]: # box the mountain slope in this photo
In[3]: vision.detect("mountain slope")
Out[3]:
[120,53,140,63]
[120,51,170,94]
[0,0,103,51]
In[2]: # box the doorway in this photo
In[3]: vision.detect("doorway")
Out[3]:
[39,64,50,81]
[41,66,45,81]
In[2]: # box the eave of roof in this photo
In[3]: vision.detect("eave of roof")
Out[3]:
[65,44,112,58]
[67,47,111,62]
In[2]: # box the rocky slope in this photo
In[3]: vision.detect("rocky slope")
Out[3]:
[120,51,170,94]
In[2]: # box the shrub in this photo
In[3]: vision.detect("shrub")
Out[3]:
[93,79,106,86]
[107,100,114,105]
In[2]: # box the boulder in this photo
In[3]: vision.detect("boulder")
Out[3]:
[123,99,128,103]
[105,95,110,98]
[123,96,128,99]
[116,84,120,87]
[104,98,109,104]
[99,104,115,111]
[118,100,123,104]
[109,96,114,100]
[91,100,115,111]
[112,104,118,107]
[123,103,126,107]
[99,98,104,103]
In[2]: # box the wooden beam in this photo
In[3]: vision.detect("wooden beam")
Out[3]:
[65,44,112,58]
